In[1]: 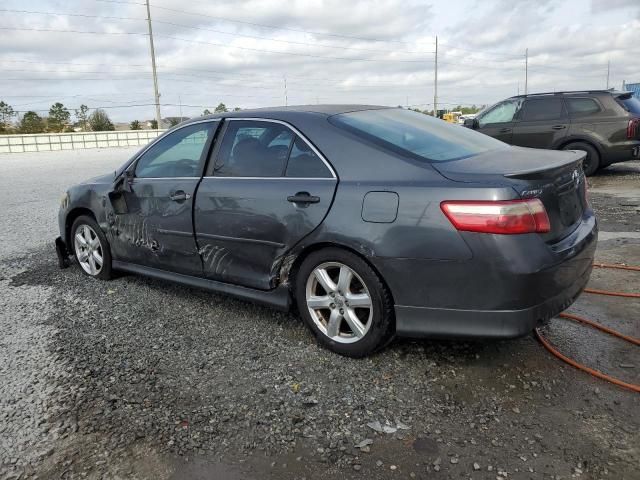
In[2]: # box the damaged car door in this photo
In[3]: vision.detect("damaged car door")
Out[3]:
[194,119,337,290]
[107,121,218,275]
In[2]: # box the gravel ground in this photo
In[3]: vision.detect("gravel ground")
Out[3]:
[1,149,639,480]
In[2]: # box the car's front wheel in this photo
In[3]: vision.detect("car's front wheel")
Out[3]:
[71,215,112,280]
[295,248,394,357]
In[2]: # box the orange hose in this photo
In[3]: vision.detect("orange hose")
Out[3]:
[583,288,640,298]
[535,263,639,393]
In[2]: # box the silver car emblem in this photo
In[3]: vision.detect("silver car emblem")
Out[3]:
[571,169,580,188]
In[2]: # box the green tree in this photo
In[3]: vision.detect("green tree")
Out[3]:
[168,118,180,127]
[214,102,228,113]
[75,104,89,131]
[149,119,158,129]
[130,120,141,130]
[89,109,114,131]
[19,111,45,134]
[202,109,212,115]
[233,107,242,111]
[47,102,71,133]
[0,101,16,133]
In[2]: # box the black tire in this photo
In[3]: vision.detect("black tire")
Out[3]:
[70,215,113,280]
[295,247,395,357]
[562,142,600,176]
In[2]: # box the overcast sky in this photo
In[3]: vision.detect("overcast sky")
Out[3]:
[1,0,639,122]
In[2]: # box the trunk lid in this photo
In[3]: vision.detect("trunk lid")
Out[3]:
[433,146,588,243]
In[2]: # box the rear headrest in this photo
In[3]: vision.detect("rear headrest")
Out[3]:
[232,137,262,160]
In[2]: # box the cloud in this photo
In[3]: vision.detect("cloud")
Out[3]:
[0,0,636,121]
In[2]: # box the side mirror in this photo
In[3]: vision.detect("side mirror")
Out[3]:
[464,118,479,129]
[114,168,134,192]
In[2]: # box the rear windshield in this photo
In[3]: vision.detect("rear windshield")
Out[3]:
[617,95,640,114]
[329,108,507,162]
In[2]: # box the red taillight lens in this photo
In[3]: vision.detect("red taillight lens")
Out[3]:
[441,199,551,235]
[628,118,640,139]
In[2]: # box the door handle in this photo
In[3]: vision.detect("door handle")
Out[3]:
[551,125,566,130]
[169,190,191,202]
[287,192,320,204]
[499,128,512,133]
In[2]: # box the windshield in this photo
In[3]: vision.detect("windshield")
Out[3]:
[330,108,508,162]
[617,95,640,114]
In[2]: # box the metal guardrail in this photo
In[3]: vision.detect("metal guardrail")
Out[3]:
[0,129,166,154]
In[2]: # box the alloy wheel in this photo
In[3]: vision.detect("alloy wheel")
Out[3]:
[305,262,373,344]
[73,224,104,275]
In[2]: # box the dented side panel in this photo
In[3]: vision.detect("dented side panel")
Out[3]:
[107,178,203,275]
[194,177,337,290]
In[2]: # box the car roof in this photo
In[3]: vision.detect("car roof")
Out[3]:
[508,90,624,99]
[184,104,390,124]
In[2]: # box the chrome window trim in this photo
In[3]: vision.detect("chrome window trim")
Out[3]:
[200,176,336,181]
[130,177,201,180]
[206,117,337,180]
[124,119,220,175]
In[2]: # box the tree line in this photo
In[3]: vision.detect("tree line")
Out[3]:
[0,100,246,134]
[0,99,482,135]
[0,101,119,134]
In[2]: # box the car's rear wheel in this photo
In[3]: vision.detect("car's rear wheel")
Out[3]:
[295,248,394,357]
[562,142,600,176]
[71,215,112,280]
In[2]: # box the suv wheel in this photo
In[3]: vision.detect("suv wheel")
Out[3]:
[295,248,395,357]
[71,215,113,280]
[562,142,600,176]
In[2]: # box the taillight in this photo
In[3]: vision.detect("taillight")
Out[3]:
[441,199,551,235]
[628,118,640,139]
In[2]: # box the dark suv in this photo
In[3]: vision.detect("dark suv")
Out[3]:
[464,90,640,175]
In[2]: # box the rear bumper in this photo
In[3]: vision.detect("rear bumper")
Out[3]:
[601,140,640,165]
[395,259,591,338]
[378,212,597,339]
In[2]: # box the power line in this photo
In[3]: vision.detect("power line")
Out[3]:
[0,25,432,63]
[119,0,437,47]
[153,33,433,63]
[0,8,433,55]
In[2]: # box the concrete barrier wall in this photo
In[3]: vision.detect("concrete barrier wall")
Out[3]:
[0,129,166,154]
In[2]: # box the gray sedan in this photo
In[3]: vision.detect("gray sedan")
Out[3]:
[56,105,597,357]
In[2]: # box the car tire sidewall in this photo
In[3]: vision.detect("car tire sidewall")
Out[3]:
[563,142,600,176]
[295,248,394,357]
[71,215,113,280]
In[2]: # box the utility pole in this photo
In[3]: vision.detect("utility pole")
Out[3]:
[145,0,161,128]
[284,76,288,106]
[524,48,528,95]
[433,35,438,117]
[606,60,610,89]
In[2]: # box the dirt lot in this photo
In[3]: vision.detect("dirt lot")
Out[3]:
[1,149,638,480]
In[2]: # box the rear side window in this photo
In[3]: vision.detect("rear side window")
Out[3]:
[214,121,293,177]
[330,108,507,162]
[285,136,332,178]
[617,95,640,114]
[520,98,565,121]
[566,98,601,116]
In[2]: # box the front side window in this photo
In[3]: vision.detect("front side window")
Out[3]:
[478,99,523,126]
[520,98,565,121]
[330,108,508,162]
[135,123,213,178]
[566,98,601,116]
[214,121,294,177]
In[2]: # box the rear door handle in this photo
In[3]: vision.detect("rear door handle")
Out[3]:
[169,190,191,202]
[287,192,320,204]
[499,128,512,133]
[551,125,567,130]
